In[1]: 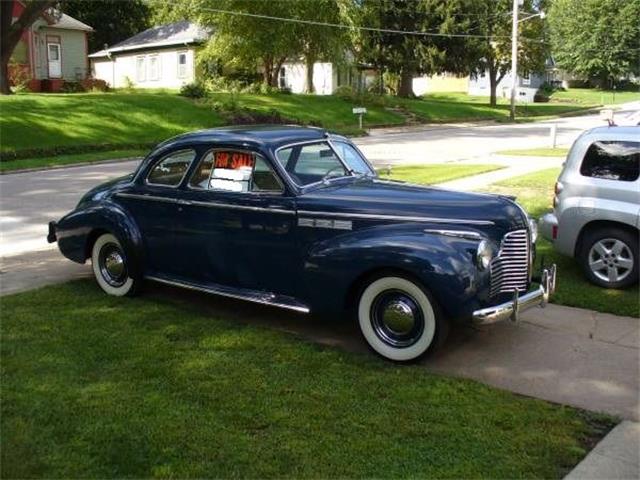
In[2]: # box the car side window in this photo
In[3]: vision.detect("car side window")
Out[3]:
[189,149,282,193]
[276,142,348,185]
[580,141,640,182]
[147,149,196,187]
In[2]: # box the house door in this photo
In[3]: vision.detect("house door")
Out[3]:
[47,43,61,78]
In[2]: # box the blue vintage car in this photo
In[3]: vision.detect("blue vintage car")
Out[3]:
[48,126,556,361]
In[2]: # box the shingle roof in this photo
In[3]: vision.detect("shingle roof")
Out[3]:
[89,21,209,58]
[49,13,93,31]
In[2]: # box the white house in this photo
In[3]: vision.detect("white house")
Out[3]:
[278,61,378,95]
[468,70,546,103]
[89,21,208,89]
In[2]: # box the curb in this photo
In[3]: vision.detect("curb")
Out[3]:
[0,156,144,175]
[564,421,639,479]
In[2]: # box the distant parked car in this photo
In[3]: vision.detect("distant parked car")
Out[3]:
[540,126,639,289]
[48,126,555,362]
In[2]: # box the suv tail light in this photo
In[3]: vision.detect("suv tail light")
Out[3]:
[554,181,563,194]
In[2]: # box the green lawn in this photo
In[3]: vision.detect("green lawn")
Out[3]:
[394,92,598,122]
[549,88,640,106]
[381,163,503,184]
[486,168,639,318]
[0,149,147,172]
[1,280,614,478]
[495,147,569,157]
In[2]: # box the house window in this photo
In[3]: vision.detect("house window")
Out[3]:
[136,56,146,81]
[278,67,286,89]
[177,52,187,78]
[148,55,160,81]
[522,73,531,86]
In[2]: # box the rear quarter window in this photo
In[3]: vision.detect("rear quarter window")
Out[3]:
[580,141,640,182]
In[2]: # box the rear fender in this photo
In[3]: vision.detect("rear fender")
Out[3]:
[56,201,144,278]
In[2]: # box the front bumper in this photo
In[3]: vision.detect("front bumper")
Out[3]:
[472,265,557,325]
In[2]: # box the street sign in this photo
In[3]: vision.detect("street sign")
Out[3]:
[352,107,367,114]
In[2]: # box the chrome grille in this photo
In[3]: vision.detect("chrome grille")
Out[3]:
[490,229,530,296]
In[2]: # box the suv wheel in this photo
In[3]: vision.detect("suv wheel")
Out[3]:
[579,227,639,289]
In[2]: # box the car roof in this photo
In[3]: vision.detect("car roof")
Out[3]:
[155,125,333,151]
[583,125,640,137]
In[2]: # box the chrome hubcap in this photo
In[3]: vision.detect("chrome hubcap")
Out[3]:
[371,291,424,348]
[99,243,127,287]
[588,238,634,284]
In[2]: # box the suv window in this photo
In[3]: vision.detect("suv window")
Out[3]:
[147,149,196,186]
[276,142,348,186]
[189,149,282,193]
[580,141,640,182]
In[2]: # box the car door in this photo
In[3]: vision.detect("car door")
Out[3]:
[174,148,299,295]
[117,148,197,277]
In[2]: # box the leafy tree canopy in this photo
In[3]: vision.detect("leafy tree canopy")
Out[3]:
[548,0,640,86]
[64,0,151,53]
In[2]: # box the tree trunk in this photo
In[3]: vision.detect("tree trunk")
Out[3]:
[304,54,315,94]
[488,65,497,107]
[262,57,273,86]
[0,53,10,95]
[272,57,286,88]
[397,68,414,97]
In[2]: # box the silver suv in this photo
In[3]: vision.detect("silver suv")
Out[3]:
[539,126,639,289]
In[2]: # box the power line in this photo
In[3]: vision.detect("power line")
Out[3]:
[202,7,545,42]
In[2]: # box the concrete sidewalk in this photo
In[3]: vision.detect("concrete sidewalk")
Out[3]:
[565,421,639,480]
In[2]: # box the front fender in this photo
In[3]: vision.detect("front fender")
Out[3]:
[302,224,489,320]
[56,200,144,278]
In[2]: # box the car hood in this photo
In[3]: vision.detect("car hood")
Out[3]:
[297,178,528,239]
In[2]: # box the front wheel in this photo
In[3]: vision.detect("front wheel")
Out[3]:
[357,276,448,362]
[91,233,138,296]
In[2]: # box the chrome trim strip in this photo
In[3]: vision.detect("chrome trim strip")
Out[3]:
[423,229,483,240]
[115,192,295,215]
[146,276,311,313]
[297,210,494,226]
[116,192,179,204]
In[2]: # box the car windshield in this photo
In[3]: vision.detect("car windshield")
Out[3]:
[331,140,375,176]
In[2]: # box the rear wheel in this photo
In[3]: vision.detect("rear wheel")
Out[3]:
[357,275,448,362]
[579,227,638,289]
[91,233,138,296]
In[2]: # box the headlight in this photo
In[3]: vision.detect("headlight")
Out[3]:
[529,218,538,243]
[476,240,493,271]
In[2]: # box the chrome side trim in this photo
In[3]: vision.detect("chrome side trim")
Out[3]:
[146,275,311,313]
[115,192,295,215]
[297,210,494,226]
[116,192,179,204]
[423,229,483,240]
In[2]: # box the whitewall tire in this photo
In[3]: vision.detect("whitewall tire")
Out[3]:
[91,233,137,296]
[357,276,445,362]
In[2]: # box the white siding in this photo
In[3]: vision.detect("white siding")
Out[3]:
[468,71,539,103]
[281,62,334,95]
[90,47,196,89]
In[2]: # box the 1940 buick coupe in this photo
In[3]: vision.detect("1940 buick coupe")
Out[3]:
[48,126,556,361]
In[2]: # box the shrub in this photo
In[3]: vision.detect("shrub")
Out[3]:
[334,84,357,101]
[60,81,84,93]
[80,78,109,92]
[8,61,31,93]
[533,91,550,103]
[567,79,592,89]
[204,76,244,93]
[179,81,208,98]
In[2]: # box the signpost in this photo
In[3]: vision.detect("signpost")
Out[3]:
[353,107,367,129]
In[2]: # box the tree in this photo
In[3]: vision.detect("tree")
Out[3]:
[356,0,474,97]
[0,0,58,94]
[290,1,348,93]
[548,0,640,88]
[467,0,547,106]
[63,0,151,53]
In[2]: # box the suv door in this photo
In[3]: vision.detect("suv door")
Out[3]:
[175,148,298,295]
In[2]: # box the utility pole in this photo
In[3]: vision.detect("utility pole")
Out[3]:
[509,0,520,122]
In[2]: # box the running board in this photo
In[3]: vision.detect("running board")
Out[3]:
[145,275,311,314]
